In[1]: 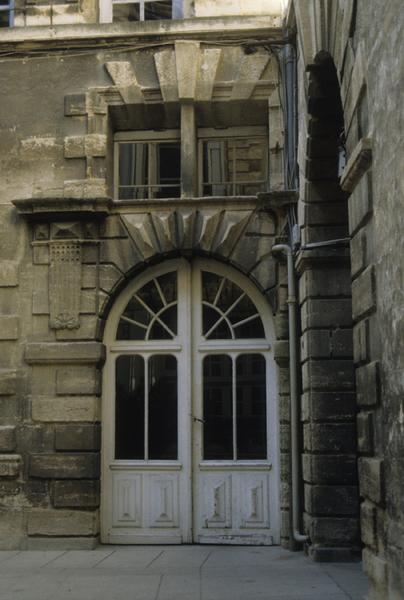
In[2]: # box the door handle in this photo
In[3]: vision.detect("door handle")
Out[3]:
[193,416,205,424]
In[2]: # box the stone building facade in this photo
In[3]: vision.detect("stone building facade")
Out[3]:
[0,1,403,599]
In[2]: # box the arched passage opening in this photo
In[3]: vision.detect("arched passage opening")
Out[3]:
[297,51,359,560]
[101,257,280,545]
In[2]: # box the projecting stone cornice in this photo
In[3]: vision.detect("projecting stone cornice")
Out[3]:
[0,16,285,52]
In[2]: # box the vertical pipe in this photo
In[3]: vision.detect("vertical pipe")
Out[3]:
[272,243,308,543]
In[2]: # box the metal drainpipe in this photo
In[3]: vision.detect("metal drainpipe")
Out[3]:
[272,243,308,543]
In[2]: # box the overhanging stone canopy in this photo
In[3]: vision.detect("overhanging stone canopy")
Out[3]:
[13,193,296,330]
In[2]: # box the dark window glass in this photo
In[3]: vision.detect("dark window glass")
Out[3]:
[216,278,243,312]
[145,0,172,19]
[202,272,222,304]
[234,316,265,339]
[149,355,178,459]
[115,355,145,459]
[118,143,148,199]
[158,272,177,304]
[236,354,267,459]
[203,355,233,460]
[156,142,181,198]
[137,279,164,313]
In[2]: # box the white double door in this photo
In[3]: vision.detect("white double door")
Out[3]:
[101,259,280,545]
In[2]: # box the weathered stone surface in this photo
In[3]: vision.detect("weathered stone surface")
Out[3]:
[301,392,356,422]
[0,316,19,340]
[305,485,359,516]
[0,455,21,478]
[352,265,375,321]
[25,342,105,365]
[299,268,352,299]
[54,424,100,451]
[301,329,353,361]
[362,548,387,587]
[0,509,23,549]
[0,426,16,452]
[0,262,18,287]
[350,229,367,278]
[0,370,17,396]
[29,453,99,479]
[356,361,380,407]
[353,319,369,364]
[302,360,354,392]
[348,172,372,235]
[303,424,356,453]
[308,517,359,545]
[31,396,100,423]
[357,411,374,454]
[301,299,353,331]
[303,455,357,485]
[360,500,377,550]
[56,367,98,396]
[27,509,98,536]
[358,457,384,504]
[64,94,87,116]
[51,480,100,508]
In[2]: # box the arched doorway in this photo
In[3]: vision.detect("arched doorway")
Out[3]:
[101,258,280,545]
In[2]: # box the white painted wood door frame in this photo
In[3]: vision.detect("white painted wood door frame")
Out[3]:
[101,258,280,544]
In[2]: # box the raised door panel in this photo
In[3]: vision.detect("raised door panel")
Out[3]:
[237,473,270,529]
[112,473,142,527]
[200,473,232,529]
[148,474,179,528]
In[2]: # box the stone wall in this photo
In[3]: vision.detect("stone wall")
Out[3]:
[293,0,404,596]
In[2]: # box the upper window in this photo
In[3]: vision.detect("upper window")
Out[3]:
[115,131,181,200]
[0,0,14,27]
[100,0,182,23]
[199,127,268,197]
[115,127,269,200]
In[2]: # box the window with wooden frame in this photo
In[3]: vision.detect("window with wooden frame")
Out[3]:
[0,0,14,27]
[115,131,181,200]
[100,0,182,23]
[198,127,269,197]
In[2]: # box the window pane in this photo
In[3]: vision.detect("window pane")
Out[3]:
[149,355,178,459]
[119,143,148,199]
[137,279,164,313]
[155,142,181,198]
[202,272,222,304]
[115,355,145,459]
[145,1,172,20]
[236,354,267,459]
[203,355,233,460]
[157,272,177,304]
[113,3,140,22]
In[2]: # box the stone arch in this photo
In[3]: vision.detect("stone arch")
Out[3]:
[297,50,359,560]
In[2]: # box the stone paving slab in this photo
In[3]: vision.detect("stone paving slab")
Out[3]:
[0,547,369,600]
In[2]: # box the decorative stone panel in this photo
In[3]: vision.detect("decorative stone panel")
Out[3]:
[49,242,82,330]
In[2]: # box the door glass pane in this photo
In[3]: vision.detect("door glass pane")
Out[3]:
[149,355,178,460]
[203,355,233,460]
[115,355,145,459]
[236,354,267,459]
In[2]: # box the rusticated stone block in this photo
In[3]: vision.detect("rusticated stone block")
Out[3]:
[0,370,17,395]
[360,500,377,549]
[64,94,87,116]
[358,457,384,504]
[25,342,105,365]
[302,360,354,392]
[303,424,357,453]
[27,509,98,536]
[64,136,85,158]
[350,229,367,278]
[301,329,353,361]
[31,397,100,423]
[299,268,352,300]
[356,361,380,406]
[352,265,375,321]
[51,480,100,508]
[302,454,357,485]
[301,392,356,422]
[0,454,21,478]
[301,299,352,331]
[305,484,359,516]
[357,411,374,454]
[348,172,372,235]
[362,548,387,587]
[0,261,18,287]
[84,134,107,157]
[0,427,16,452]
[56,367,98,396]
[308,517,359,545]
[273,340,289,365]
[0,316,19,340]
[0,509,24,549]
[353,319,369,364]
[29,453,99,479]
[55,424,100,451]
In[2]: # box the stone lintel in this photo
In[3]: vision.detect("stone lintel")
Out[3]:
[340,138,372,193]
[25,342,105,365]
[12,197,112,221]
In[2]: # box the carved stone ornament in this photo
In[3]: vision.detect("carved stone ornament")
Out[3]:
[49,242,82,330]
